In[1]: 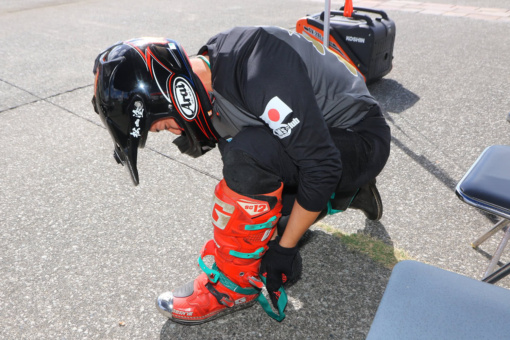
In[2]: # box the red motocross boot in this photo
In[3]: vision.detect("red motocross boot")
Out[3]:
[156,179,283,324]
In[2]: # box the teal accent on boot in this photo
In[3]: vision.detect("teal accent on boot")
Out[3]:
[215,264,259,295]
[199,255,286,321]
[198,258,259,295]
[327,193,344,215]
[327,202,343,215]
[327,190,359,215]
[245,216,277,231]
[198,254,221,283]
[229,247,265,259]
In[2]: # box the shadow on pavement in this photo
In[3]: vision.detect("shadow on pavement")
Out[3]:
[158,228,395,340]
[369,78,499,226]
[368,78,420,117]
[391,135,459,192]
[360,219,394,246]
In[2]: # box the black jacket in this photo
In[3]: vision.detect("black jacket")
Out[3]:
[199,26,378,211]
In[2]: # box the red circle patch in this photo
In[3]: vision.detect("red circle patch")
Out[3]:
[268,109,280,122]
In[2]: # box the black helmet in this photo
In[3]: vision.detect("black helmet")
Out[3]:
[92,37,218,185]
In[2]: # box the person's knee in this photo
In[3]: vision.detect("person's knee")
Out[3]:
[222,148,281,195]
[221,126,297,195]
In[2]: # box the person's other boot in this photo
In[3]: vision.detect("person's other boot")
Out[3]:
[349,178,383,221]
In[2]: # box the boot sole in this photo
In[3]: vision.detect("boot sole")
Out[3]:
[160,298,258,326]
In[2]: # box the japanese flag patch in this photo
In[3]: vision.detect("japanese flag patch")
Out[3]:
[260,96,300,139]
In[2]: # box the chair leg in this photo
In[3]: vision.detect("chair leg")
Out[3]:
[483,262,510,284]
[471,219,510,248]
[483,226,510,279]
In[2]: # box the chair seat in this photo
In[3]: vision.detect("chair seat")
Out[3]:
[456,145,510,220]
[366,261,510,339]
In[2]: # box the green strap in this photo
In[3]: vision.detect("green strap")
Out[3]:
[227,215,277,258]
[198,254,220,283]
[257,275,287,322]
[229,246,265,259]
[245,216,277,231]
[198,256,287,321]
[216,267,259,295]
[197,257,258,295]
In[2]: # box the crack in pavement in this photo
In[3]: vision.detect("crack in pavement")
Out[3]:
[0,78,221,181]
[0,79,93,115]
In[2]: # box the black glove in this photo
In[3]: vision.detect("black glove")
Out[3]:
[261,236,300,308]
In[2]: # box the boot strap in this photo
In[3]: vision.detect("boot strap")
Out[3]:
[197,239,287,321]
[205,281,235,307]
[244,215,277,230]
[257,275,287,322]
[198,239,222,283]
[198,240,259,294]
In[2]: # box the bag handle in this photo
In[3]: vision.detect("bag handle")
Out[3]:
[320,6,389,27]
[341,6,390,20]
[321,10,374,25]
[343,0,353,17]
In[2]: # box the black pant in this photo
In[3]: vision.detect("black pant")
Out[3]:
[219,105,391,215]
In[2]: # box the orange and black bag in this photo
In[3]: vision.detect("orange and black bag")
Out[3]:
[296,0,395,83]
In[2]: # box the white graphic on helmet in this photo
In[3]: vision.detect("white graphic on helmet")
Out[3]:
[260,96,300,139]
[130,101,144,138]
[131,128,141,138]
[172,76,198,120]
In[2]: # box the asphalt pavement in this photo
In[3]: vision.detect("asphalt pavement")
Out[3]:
[1,0,510,339]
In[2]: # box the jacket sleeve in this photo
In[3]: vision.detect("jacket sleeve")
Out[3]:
[243,37,342,212]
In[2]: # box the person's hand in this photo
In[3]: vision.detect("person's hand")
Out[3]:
[261,236,300,308]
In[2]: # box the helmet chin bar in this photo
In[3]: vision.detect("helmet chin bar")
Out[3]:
[113,144,140,186]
